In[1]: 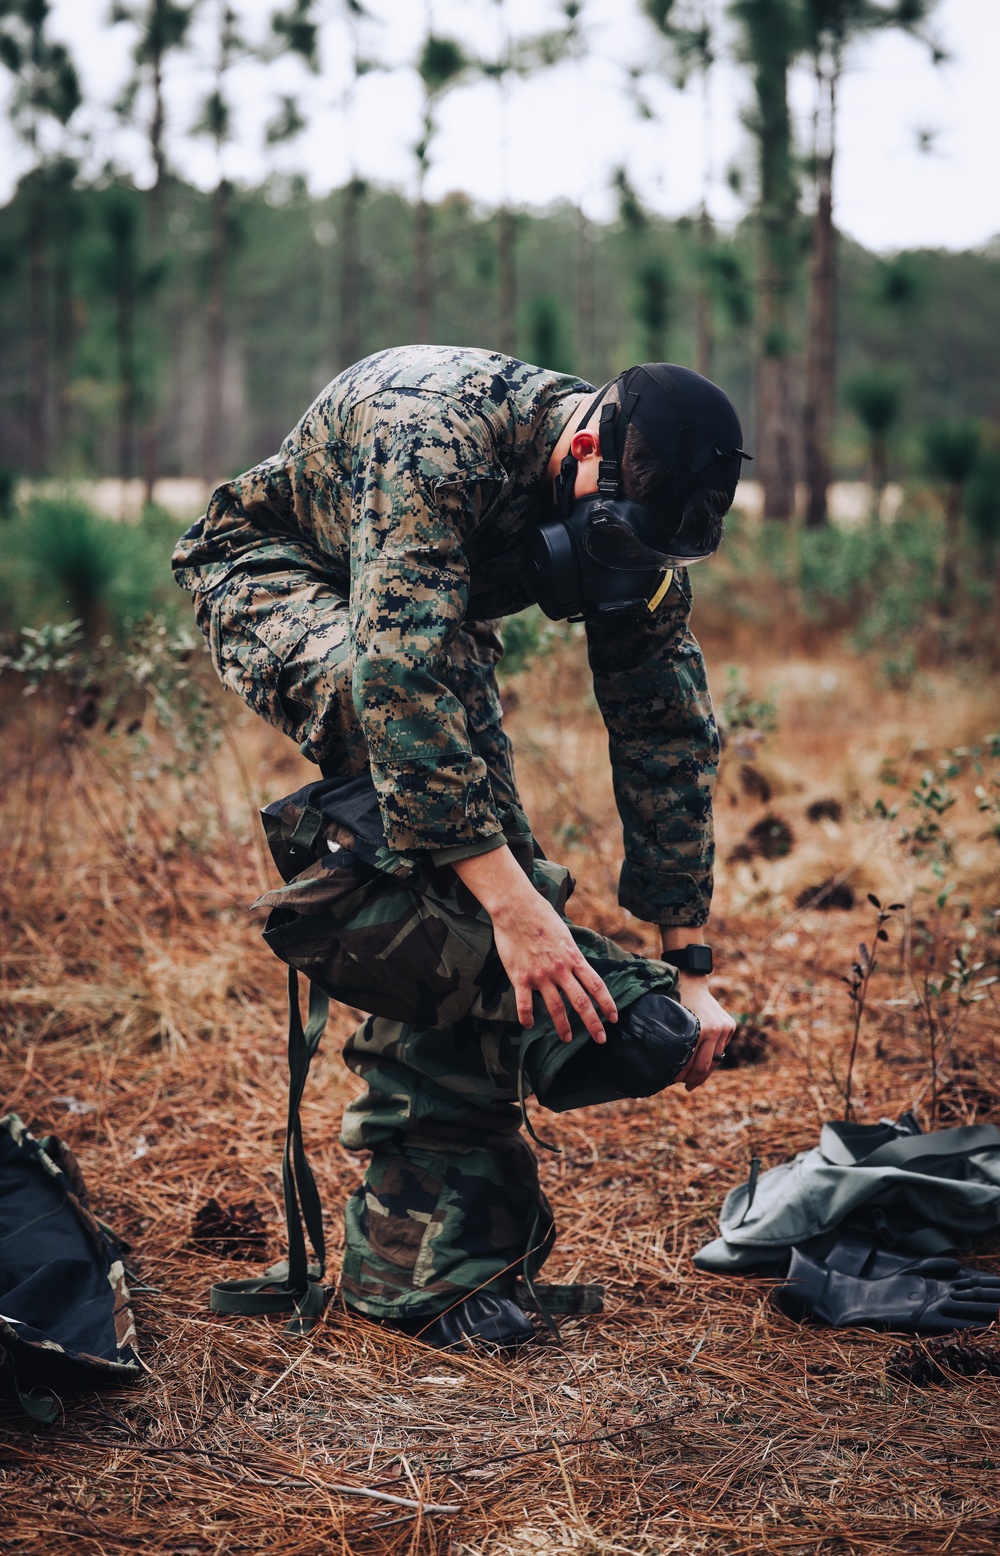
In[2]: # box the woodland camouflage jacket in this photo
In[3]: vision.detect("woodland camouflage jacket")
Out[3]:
[172,346,720,927]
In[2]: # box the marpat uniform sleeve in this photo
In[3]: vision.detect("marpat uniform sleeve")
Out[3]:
[348,393,512,853]
[585,569,719,928]
[172,455,370,777]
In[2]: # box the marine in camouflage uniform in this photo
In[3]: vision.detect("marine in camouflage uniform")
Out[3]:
[172,346,719,1322]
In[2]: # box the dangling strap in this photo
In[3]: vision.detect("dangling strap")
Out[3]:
[519,1208,560,1339]
[517,1039,561,1155]
[734,1156,762,1228]
[210,969,330,1335]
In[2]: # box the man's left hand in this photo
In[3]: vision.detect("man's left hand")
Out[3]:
[673,974,737,1091]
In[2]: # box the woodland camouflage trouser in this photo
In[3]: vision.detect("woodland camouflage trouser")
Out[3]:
[332,874,681,1322]
[253,779,681,1321]
[339,1012,554,1320]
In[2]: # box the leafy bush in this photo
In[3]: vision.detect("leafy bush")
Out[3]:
[699,502,953,652]
[0,494,181,642]
[845,371,902,437]
[923,421,981,485]
[497,606,561,678]
[721,665,777,734]
[1,614,221,777]
[966,450,1000,559]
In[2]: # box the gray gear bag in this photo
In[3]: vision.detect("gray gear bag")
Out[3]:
[695,1117,1000,1275]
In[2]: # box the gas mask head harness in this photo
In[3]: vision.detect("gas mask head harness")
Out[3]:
[528,362,750,622]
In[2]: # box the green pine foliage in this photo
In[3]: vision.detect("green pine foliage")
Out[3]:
[5,170,999,488]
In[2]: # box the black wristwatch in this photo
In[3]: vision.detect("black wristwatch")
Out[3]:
[661,944,713,976]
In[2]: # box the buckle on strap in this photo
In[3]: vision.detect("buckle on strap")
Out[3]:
[597,460,619,494]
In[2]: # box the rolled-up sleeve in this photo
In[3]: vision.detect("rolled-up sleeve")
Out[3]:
[586,570,719,928]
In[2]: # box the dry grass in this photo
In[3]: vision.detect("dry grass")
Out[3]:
[1,622,999,1555]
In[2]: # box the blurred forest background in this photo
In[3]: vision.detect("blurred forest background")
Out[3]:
[1,0,999,655]
[1,0,999,571]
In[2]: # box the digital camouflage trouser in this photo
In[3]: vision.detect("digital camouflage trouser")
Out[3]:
[254,781,681,1322]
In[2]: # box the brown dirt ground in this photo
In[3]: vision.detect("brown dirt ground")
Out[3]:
[1,621,998,1555]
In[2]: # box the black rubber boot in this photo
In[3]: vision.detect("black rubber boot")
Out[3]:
[346,1292,536,1352]
[533,991,701,1112]
[426,1293,536,1351]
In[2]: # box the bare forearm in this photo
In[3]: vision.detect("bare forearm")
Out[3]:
[453,845,617,1042]
[452,844,534,926]
[660,925,708,954]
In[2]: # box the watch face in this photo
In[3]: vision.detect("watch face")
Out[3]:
[688,945,713,975]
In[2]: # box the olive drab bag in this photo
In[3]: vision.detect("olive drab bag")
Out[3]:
[252,771,544,1031]
[249,771,677,1038]
[0,1114,141,1423]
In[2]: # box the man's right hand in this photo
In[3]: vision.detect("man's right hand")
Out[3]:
[452,845,617,1044]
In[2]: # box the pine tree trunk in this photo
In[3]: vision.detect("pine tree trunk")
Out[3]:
[27,183,50,476]
[695,204,714,380]
[870,432,887,524]
[574,204,594,381]
[757,213,797,520]
[498,206,517,356]
[339,178,363,368]
[117,258,137,482]
[742,0,800,522]
[757,351,797,520]
[141,54,167,503]
[51,196,74,470]
[414,193,431,343]
[803,68,837,530]
[940,482,962,615]
[202,178,229,486]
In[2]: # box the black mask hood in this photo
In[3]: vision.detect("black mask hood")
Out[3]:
[604,362,749,514]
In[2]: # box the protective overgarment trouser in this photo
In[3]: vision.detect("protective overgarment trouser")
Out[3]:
[339,1011,555,1321]
[321,847,682,1322]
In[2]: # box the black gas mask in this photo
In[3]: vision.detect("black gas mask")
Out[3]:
[528,362,750,622]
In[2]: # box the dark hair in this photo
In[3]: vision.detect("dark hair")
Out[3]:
[620,421,728,556]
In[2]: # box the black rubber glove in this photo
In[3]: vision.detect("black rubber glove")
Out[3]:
[776,1245,1000,1333]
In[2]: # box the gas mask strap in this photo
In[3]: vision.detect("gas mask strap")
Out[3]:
[556,382,612,514]
[576,381,612,434]
[597,402,619,495]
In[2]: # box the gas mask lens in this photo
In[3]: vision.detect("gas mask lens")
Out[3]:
[582,511,710,571]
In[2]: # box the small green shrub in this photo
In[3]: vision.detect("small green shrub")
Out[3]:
[966,450,1000,559]
[0,494,181,641]
[497,606,560,678]
[1,614,221,777]
[721,665,777,734]
[923,421,981,485]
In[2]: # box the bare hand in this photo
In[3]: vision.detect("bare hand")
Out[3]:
[674,975,737,1090]
[452,846,617,1043]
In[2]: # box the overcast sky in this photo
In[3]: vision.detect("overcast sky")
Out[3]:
[4,0,998,254]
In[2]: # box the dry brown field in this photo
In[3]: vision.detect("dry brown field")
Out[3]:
[1,599,998,1554]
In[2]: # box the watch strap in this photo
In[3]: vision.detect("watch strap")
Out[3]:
[661,944,713,975]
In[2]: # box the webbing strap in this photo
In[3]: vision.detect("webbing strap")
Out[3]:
[514,1279,605,1316]
[520,1208,560,1339]
[517,1039,560,1155]
[210,969,330,1335]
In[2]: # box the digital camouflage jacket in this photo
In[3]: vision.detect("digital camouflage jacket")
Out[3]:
[172,346,719,927]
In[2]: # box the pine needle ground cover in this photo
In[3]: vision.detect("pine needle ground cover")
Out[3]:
[1,623,998,1556]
